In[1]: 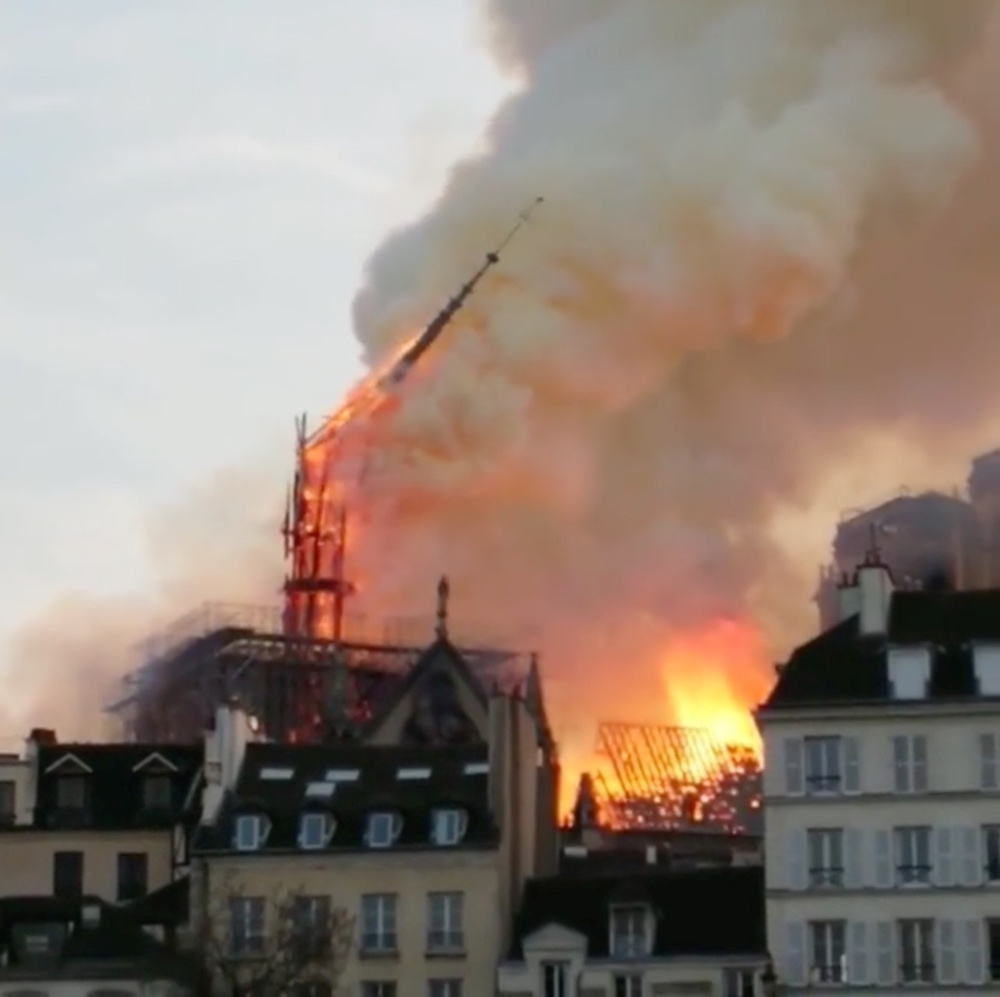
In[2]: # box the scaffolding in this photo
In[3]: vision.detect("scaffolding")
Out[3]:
[594,722,762,834]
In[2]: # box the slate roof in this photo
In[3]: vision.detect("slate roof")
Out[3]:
[192,741,497,854]
[0,894,198,984]
[4,742,203,833]
[762,588,1000,710]
[507,866,765,960]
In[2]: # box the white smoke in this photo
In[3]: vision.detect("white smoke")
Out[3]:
[346,0,999,725]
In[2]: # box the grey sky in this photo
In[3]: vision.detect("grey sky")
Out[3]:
[0,3,510,662]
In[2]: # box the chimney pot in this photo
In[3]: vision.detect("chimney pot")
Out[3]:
[29,728,56,745]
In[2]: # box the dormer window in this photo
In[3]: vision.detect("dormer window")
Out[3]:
[887,647,931,700]
[298,812,335,850]
[234,814,269,851]
[141,774,172,811]
[609,903,651,959]
[430,808,467,846]
[974,645,1000,696]
[365,812,400,849]
[55,774,88,811]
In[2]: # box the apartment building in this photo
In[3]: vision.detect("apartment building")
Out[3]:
[758,551,1000,992]
[191,628,558,997]
[497,865,766,997]
[0,732,201,903]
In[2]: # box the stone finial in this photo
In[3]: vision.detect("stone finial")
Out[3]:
[435,575,450,639]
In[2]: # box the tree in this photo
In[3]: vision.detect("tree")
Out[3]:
[197,870,354,997]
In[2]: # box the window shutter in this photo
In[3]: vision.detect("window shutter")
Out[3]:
[980,733,998,789]
[937,919,958,984]
[874,921,894,985]
[784,738,804,795]
[784,922,806,986]
[787,829,808,891]
[892,735,909,792]
[912,735,928,791]
[845,829,864,888]
[848,921,869,984]
[958,826,982,886]
[873,830,893,888]
[933,826,954,887]
[962,919,985,985]
[843,737,861,793]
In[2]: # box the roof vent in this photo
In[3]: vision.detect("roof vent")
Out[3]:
[463,761,489,776]
[260,767,294,781]
[397,766,431,781]
[324,768,360,783]
[305,781,336,799]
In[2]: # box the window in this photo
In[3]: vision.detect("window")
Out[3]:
[807,829,844,887]
[234,814,268,851]
[610,904,649,958]
[427,892,464,951]
[614,975,643,997]
[428,982,461,997]
[974,646,1000,695]
[985,826,1000,881]
[431,808,466,846]
[55,774,87,810]
[0,780,14,824]
[52,851,83,897]
[804,737,841,793]
[982,733,999,789]
[116,852,148,901]
[360,894,397,952]
[895,827,932,885]
[724,969,756,997]
[360,983,395,997]
[899,919,935,982]
[293,895,331,958]
[229,896,265,956]
[291,983,332,997]
[365,812,397,848]
[892,735,928,793]
[298,812,332,850]
[542,963,569,997]
[988,919,1000,982]
[809,921,846,983]
[888,647,931,699]
[141,774,172,810]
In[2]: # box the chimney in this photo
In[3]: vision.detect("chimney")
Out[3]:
[200,701,257,824]
[486,688,509,822]
[836,572,862,623]
[858,549,893,636]
[28,728,56,746]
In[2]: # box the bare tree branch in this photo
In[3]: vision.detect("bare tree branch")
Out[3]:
[197,869,354,996]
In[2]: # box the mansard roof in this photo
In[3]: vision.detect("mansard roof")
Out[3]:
[192,740,497,854]
[507,865,765,960]
[762,588,1000,710]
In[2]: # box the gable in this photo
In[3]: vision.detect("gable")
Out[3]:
[44,753,93,775]
[523,921,588,955]
[365,639,488,746]
[133,752,180,774]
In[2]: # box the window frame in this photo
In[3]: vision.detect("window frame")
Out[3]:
[898,918,935,983]
[808,919,847,984]
[894,826,932,886]
[609,903,650,959]
[360,893,398,953]
[427,892,464,951]
[804,737,842,795]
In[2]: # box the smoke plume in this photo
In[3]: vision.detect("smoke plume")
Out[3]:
[346,0,1000,747]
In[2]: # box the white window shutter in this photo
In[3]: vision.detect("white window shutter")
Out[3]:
[958,826,982,886]
[933,826,954,887]
[962,919,985,985]
[892,735,909,792]
[938,919,958,984]
[980,733,998,789]
[873,829,893,888]
[843,737,861,793]
[848,921,869,984]
[785,922,806,986]
[874,921,894,985]
[845,829,864,888]
[784,738,804,795]
[912,735,928,791]
[788,829,808,890]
